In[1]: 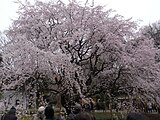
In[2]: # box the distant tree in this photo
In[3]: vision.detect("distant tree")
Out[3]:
[141,21,160,62]
[124,36,160,108]
[142,21,160,48]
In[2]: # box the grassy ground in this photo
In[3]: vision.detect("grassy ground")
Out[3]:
[92,112,125,120]
[20,115,33,120]
[20,112,125,120]
[92,112,160,120]
[19,112,160,120]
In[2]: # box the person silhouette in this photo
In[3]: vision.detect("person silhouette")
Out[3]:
[44,106,54,120]
[3,106,17,120]
[126,112,149,120]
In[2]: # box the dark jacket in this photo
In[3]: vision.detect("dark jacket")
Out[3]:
[74,112,95,120]
[45,118,54,120]
[126,112,149,120]
[66,113,75,120]
[45,106,54,120]
[3,107,17,120]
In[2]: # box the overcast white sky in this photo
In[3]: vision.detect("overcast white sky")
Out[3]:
[0,0,160,31]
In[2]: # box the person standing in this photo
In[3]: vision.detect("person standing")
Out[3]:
[126,112,149,120]
[66,104,82,120]
[34,106,45,120]
[3,106,17,120]
[147,102,152,113]
[45,106,55,120]
[74,112,96,120]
